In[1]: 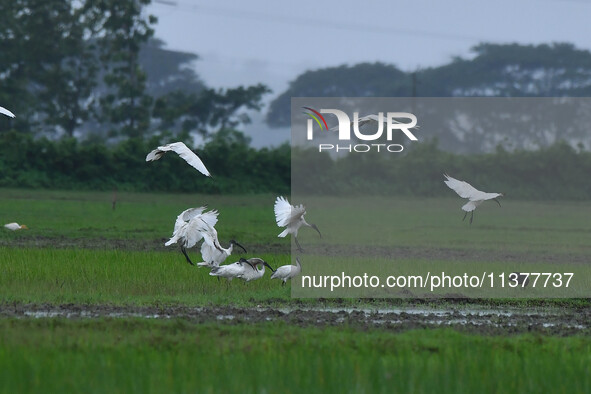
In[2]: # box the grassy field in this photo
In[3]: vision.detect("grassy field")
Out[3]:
[1,319,591,393]
[2,188,591,392]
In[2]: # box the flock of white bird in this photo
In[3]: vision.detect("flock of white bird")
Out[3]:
[2,105,505,285]
[145,141,318,286]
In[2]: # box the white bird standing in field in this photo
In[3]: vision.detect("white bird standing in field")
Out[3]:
[146,141,210,177]
[237,258,274,282]
[443,174,503,224]
[195,220,247,269]
[4,222,28,231]
[165,207,219,265]
[208,259,251,281]
[270,257,302,286]
[0,106,15,118]
[274,196,321,252]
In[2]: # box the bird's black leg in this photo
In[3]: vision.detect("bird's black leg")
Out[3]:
[470,211,474,225]
[181,246,195,266]
[282,281,286,287]
[294,237,304,253]
[462,211,468,222]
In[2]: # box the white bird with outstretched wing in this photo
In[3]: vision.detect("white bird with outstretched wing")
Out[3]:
[274,196,321,252]
[165,207,219,265]
[0,106,15,118]
[196,219,247,268]
[443,174,503,224]
[146,141,210,177]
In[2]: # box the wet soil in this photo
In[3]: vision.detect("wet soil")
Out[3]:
[2,302,590,336]
[2,235,588,264]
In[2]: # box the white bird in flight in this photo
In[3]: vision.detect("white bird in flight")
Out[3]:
[443,174,503,224]
[270,257,302,286]
[4,222,27,231]
[146,141,210,177]
[195,220,247,269]
[274,196,321,252]
[165,207,218,265]
[0,106,15,118]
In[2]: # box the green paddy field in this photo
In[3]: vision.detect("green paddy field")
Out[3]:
[1,188,591,393]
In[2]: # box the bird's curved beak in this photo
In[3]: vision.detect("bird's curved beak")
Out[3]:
[240,257,256,270]
[233,241,247,253]
[493,198,501,207]
[311,224,322,238]
[264,261,275,272]
[21,225,29,230]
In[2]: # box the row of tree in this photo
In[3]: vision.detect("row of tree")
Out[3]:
[267,43,591,153]
[0,130,289,193]
[1,128,589,199]
[0,0,270,140]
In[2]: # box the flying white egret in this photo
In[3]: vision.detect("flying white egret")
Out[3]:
[208,258,256,281]
[274,196,321,252]
[195,220,247,268]
[443,174,503,224]
[328,113,419,132]
[4,222,27,231]
[164,207,219,265]
[146,141,210,177]
[270,257,301,286]
[0,106,15,118]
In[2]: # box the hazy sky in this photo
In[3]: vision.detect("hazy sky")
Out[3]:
[148,0,591,146]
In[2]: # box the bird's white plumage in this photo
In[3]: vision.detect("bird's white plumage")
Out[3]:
[237,258,270,282]
[270,257,301,284]
[165,207,218,248]
[444,174,503,213]
[274,196,307,237]
[146,141,210,177]
[209,259,253,281]
[0,106,15,118]
[4,222,27,231]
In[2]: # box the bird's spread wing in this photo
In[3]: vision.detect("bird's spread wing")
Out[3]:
[199,210,219,228]
[0,106,15,118]
[443,174,482,200]
[146,142,211,177]
[274,196,306,227]
[172,207,206,234]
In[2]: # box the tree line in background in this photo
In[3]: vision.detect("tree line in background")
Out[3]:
[1,1,590,197]
[1,129,590,199]
[267,43,591,153]
[0,0,270,140]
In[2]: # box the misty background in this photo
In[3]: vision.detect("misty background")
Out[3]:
[1,0,591,197]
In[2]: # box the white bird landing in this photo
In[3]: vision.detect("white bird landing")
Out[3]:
[328,113,419,132]
[165,207,219,265]
[0,106,15,118]
[443,174,503,224]
[195,220,247,269]
[4,222,28,231]
[146,141,210,177]
[274,196,321,252]
[270,257,302,286]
